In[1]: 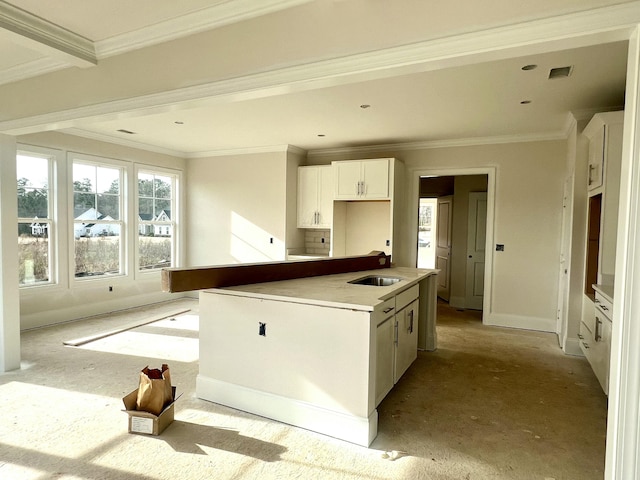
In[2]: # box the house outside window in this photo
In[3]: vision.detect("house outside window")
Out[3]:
[137,170,177,271]
[72,159,124,278]
[17,152,54,286]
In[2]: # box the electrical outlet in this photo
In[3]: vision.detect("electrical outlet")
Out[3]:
[496,244,505,251]
[108,286,113,292]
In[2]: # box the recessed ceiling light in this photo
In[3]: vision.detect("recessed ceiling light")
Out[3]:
[317,134,326,137]
[174,121,184,125]
[360,104,371,109]
[520,100,532,105]
[116,129,136,134]
[522,64,537,71]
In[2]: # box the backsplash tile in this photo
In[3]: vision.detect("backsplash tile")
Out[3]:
[305,229,330,255]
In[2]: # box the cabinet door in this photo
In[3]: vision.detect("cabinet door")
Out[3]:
[587,125,605,192]
[297,167,320,227]
[334,161,362,199]
[316,165,334,228]
[375,315,395,405]
[361,159,390,199]
[394,299,419,382]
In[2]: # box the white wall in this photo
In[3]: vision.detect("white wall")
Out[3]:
[15,132,187,329]
[310,139,566,332]
[186,150,293,266]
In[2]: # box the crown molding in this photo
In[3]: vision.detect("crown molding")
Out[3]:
[0,56,67,85]
[95,0,314,58]
[61,128,185,158]
[307,131,569,159]
[186,144,305,158]
[2,2,639,138]
[0,1,96,67]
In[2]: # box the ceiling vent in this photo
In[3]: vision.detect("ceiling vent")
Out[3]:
[548,66,573,79]
[116,129,136,134]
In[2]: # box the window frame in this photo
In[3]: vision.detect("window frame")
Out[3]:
[69,153,128,283]
[135,165,180,275]
[16,145,62,290]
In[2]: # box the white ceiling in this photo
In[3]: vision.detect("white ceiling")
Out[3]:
[0,0,632,156]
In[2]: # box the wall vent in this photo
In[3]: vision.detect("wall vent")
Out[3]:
[548,66,573,79]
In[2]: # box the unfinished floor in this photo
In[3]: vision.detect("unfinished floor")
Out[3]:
[0,298,607,480]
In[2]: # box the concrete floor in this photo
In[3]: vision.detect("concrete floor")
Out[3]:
[0,298,607,479]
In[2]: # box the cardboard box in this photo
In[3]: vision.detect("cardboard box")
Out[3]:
[122,386,178,435]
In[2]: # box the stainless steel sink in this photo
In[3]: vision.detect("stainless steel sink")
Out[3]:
[348,275,402,286]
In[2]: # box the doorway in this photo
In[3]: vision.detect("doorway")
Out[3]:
[416,174,489,311]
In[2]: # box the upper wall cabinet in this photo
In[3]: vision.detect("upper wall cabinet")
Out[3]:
[583,110,624,287]
[585,111,623,195]
[297,165,333,228]
[333,158,391,200]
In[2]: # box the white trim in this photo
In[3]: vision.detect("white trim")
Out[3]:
[0,57,68,86]
[563,337,584,357]
[3,3,640,138]
[62,128,186,158]
[605,24,640,480]
[309,132,568,160]
[484,313,556,333]
[0,1,96,67]
[187,143,306,158]
[196,375,378,447]
[409,166,496,322]
[95,0,314,58]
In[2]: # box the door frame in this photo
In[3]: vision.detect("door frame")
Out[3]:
[409,166,496,322]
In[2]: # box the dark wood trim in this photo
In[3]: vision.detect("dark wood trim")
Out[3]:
[161,252,391,293]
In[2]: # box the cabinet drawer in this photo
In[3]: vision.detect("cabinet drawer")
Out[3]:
[375,297,396,324]
[594,293,613,319]
[395,284,419,312]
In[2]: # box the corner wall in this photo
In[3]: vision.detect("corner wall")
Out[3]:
[15,132,187,329]
[310,139,566,332]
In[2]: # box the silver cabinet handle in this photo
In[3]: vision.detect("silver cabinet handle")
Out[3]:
[577,333,584,340]
[595,317,602,342]
[394,321,398,345]
[408,309,414,334]
[583,342,590,349]
[383,307,394,314]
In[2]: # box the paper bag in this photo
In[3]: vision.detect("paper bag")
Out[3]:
[136,364,173,415]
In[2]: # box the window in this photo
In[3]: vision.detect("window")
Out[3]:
[73,160,124,278]
[17,152,54,286]
[137,170,176,271]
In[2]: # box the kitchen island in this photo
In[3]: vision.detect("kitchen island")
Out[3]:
[196,266,438,446]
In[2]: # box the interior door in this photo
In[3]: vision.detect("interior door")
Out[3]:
[436,196,453,301]
[465,192,487,310]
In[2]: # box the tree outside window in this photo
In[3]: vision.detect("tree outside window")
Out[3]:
[17,153,52,286]
[73,161,123,278]
[138,172,175,270]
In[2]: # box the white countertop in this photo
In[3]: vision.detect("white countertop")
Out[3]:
[202,267,438,311]
[593,283,614,303]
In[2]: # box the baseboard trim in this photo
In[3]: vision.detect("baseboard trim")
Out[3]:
[563,337,584,356]
[196,375,377,447]
[484,312,556,332]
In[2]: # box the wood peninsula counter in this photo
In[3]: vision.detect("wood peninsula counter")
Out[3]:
[196,266,438,446]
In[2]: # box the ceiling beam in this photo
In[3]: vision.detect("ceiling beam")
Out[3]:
[0,0,96,68]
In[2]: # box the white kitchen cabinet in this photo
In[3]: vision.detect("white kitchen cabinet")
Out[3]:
[583,111,623,285]
[333,158,390,200]
[395,299,419,382]
[297,165,333,228]
[580,287,613,394]
[374,284,420,406]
